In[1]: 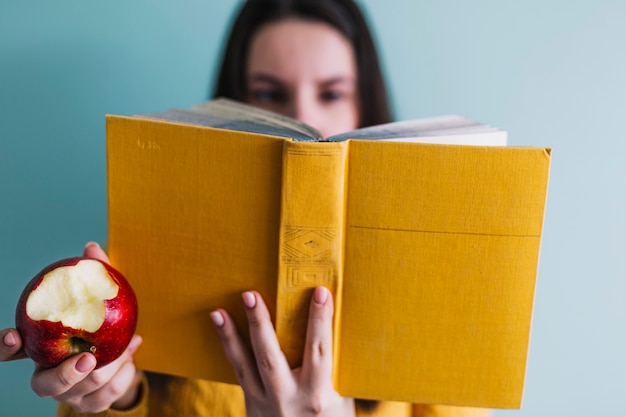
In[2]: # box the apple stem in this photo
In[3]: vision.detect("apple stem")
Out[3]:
[69,337,96,356]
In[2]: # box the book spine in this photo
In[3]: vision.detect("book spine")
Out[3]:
[275,141,348,368]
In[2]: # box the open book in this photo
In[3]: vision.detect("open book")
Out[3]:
[106,98,550,408]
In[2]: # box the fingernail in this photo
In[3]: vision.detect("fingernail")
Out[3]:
[75,354,96,373]
[210,311,225,327]
[242,291,256,309]
[314,286,329,305]
[84,241,100,250]
[3,332,16,347]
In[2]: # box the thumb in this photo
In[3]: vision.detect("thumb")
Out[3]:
[32,353,97,397]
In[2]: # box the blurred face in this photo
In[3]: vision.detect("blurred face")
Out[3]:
[246,18,360,138]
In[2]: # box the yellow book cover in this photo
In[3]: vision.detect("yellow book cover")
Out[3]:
[106,99,550,409]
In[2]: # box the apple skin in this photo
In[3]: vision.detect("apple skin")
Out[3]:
[15,257,138,369]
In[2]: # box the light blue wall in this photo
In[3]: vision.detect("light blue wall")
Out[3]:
[1,1,624,415]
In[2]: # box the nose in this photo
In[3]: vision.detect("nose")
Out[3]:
[291,92,321,130]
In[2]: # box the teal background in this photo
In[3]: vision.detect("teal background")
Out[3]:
[1,0,625,415]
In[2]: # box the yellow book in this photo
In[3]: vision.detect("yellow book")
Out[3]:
[106,99,550,409]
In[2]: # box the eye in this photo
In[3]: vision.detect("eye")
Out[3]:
[319,90,344,103]
[249,89,288,104]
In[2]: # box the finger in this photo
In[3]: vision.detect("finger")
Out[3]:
[54,335,142,402]
[300,286,334,390]
[73,361,143,413]
[82,242,110,263]
[31,353,97,398]
[243,291,293,394]
[0,328,27,361]
[110,368,144,410]
[211,308,264,396]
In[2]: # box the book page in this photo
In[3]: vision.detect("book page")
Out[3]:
[140,98,323,142]
[327,115,507,145]
[135,98,507,145]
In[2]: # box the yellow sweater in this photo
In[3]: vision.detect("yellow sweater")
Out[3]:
[57,373,490,417]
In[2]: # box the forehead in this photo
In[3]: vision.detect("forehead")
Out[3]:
[246,18,356,80]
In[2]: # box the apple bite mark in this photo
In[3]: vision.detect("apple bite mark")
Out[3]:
[25,260,119,333]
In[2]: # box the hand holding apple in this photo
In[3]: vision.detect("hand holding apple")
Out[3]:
[2,243,144,413]
[15,256,138,369]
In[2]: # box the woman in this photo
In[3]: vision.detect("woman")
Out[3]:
[1,1,489,416]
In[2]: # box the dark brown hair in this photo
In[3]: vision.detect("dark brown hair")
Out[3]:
[213,0,393,127]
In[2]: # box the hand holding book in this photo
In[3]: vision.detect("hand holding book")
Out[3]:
[211,287,356,417]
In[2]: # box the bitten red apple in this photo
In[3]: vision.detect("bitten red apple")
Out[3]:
[15,257,138,369]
